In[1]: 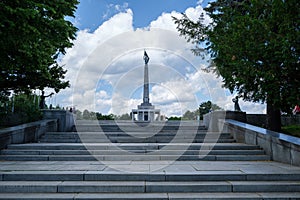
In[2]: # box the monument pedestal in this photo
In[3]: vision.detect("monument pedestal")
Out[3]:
[132,104,160,122]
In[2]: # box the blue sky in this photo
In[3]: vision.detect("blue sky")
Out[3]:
[53,0,266,116]
[75,0,210,31]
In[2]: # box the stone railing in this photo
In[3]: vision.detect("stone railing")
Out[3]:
[0,119,57,150]
[204,111,300,166]
[203,111,247,132]
[221,119,300,166]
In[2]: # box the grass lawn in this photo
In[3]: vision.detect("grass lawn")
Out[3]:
[282,124,300,138]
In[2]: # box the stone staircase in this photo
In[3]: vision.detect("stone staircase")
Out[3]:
[0,121,300,199]
[0,122,269,162]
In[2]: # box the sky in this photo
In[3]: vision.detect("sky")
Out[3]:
[47,0,266,117]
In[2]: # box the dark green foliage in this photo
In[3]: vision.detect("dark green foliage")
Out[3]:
[76,110,115,120]
[182,101,223,120]
[0,93,42,127]
[199,101,223,120]
[167,116,182,121]
[173,0,300,131]
[0,0,79,95]
[82,109,93,120]
[116,113,131,120]
[182,110,196,120]
[75,110,83,120]
[96,113,115,120]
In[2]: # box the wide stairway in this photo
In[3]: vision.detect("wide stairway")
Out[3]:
[0,120,300,199]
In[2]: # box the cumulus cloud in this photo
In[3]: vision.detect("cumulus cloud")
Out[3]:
[150,11,181,31]
[102,3,129,20]
[55,4,265,117]
[149,5,210,31]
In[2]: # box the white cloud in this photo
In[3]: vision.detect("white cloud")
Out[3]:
[60,9,134,93]
[185,6,209,23]
[55,4,266,117]
[150,11,181,31]
[102,3,129,20]
[149,5,210,31]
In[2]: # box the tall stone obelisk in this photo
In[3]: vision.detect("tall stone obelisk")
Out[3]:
[142,50,151,106]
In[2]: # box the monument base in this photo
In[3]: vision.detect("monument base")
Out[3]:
[131,106,160,122]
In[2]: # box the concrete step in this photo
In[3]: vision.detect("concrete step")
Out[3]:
[5,143,263,151]
[39,133,233,142]
[1,192,300,200]
[43,131,230,136]
[74,125,207,132]
[3,171,299,181]
[0,192,300,200]
[40,133,233,140]
[0,154,270,161]
[1,149,266,156]
[0,181,299,193]
[38,138,236,143]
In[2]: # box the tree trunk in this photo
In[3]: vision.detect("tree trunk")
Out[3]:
[266,102,281,132]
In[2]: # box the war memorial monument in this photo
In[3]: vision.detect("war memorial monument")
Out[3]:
[131,51,160,122]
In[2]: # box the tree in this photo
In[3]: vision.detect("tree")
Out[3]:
[75,110,83,120]
[167,116,182,121]
[0,0,79,95]
[0,93,42,126]
[182,101,223,120]
[117,113,131,120]
[182,110,195,120]
[82,110,91,120]
[174,0,300,131]
[95,112,115,120]
[199,101,223,120]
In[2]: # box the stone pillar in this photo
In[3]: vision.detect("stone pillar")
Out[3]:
[143,63,150,104]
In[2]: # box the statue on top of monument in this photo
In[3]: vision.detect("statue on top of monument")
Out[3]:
[144,50,149,65]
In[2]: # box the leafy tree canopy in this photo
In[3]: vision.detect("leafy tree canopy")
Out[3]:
[174,0,300,131]
[167,116,182,121]
[116,113,131,120]
[0,93,41,126]
[0,0,79,95]
[199,100,223,119]
[182,101,223,120]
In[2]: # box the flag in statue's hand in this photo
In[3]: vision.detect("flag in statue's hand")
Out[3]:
[144,50,149,64]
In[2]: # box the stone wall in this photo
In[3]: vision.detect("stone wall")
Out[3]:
[222,119,300,166]
[0,119,57,150]
[203,111,246,131]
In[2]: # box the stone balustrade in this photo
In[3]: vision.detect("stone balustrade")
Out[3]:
[221,119,300,166]
[0,119,57,150]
